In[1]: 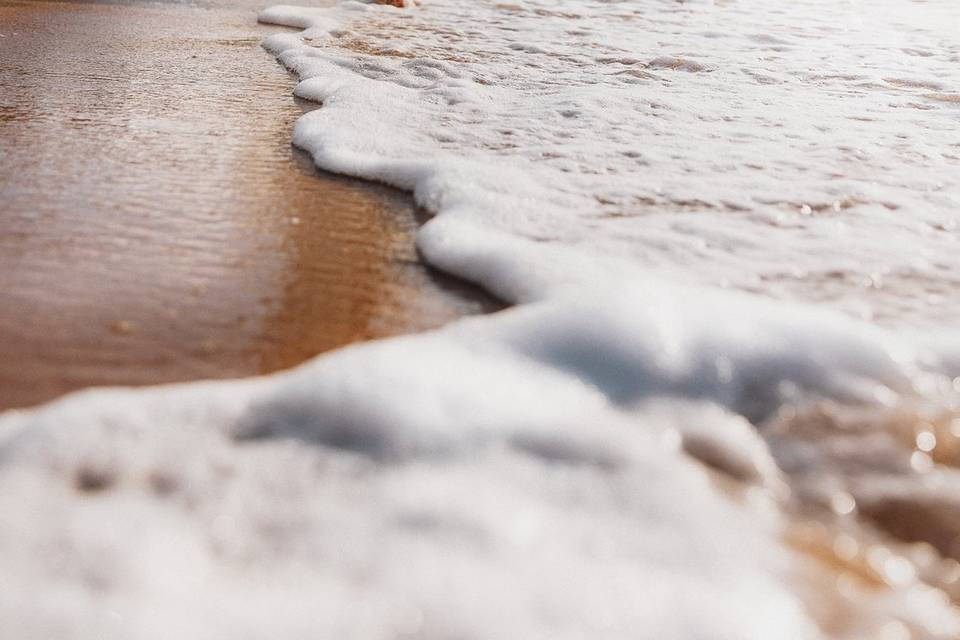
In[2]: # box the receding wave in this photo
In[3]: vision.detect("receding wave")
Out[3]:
[3,0,960,637]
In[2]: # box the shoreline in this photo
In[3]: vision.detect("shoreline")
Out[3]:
[3,1,960,637]
[0,0,500,411]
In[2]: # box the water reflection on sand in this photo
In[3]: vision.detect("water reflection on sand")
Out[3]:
[0,0,498,410]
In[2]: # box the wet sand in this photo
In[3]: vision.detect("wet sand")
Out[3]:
[0,0,499,410]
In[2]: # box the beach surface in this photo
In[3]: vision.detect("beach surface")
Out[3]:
[0,0,496,410]
[3,0,960,638]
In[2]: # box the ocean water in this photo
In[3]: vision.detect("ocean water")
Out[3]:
[263,0,960,326]
[3,0,960,637]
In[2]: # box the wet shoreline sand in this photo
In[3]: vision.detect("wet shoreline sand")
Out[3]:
[0,0,500,410]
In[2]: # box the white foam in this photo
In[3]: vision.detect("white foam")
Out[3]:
[3,283,959,637]
[263,0,960,328]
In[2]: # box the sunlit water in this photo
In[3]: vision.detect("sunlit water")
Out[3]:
[2,0,960,637]
[284,0,960,327]
[0,0,495,410]
[263,0,960,635]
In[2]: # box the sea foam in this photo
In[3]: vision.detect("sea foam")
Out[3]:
[3,284,957,638]
[262,0,960,327]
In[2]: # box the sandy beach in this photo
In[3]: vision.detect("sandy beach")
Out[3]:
[0,0,498,410]
[3,0,960,637]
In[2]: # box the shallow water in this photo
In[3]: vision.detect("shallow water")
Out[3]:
[294,0,959,329]
[257,1,960,635]
[3,0,960,638]
[0,0,496,410]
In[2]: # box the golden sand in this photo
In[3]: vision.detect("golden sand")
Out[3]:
[0,0,499,410]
